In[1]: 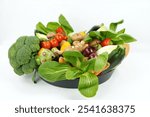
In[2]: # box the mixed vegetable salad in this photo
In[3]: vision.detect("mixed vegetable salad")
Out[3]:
[8,15,136,97]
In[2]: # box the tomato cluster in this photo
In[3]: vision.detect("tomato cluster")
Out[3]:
[40,27,67,49]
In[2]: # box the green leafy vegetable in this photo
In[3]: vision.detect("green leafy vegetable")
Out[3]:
[59,14,74,34]
[67,37,73,44]
[36,22,50,35]
[63,51,84,59]
[111,32,136,45]
[117,28,125,34]
[8,36,40,75]
[47,22,60,31]
[78,72,98,97]
[64,56,81,68]
[109,20,124,31]
[93,52,108,72]
[89,20,136,45]
[80,61,90,72]
[89,31,101,39]
[85,59,95,72]
[84,36,92,42]
[63,51,84,68]
[63,51,108,97]
[111,37,125,44]
[38,61,69,82]
[35,14,74,35]
[87,52,108,72]
[116,33,137,43]
[63,51,108,76]
[100,30,117,39]
[66,67,83,80]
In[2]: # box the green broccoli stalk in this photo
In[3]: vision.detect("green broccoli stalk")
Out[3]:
[8,36,40,75]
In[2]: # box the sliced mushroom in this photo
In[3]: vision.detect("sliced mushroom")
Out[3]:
[47,32,55,39]
[82,44,89,50]
[65,41,88,52]
[71,33,85,41]
[73,41,80,46]
[89,39,101,46]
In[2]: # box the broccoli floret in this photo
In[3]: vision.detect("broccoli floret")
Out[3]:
[8,36,40,75]
[14,67,24,76]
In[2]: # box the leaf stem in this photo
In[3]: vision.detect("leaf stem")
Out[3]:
[32,70,40,83]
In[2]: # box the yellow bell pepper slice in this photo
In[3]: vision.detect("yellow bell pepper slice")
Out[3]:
[60,41,71,52]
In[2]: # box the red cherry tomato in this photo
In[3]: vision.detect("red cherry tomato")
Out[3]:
[63,36,68,40]
[56,27,64,34]
[49,38,59,47]
[55,33,65,42]
[100,38,111,47]
[40,41,51,49]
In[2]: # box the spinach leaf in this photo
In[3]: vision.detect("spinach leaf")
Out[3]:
[84,36,93,42]
[63,51,84,68]
[63,51,84,59]
[89,31,102,39]
[100,30,118,39]
[66,67,83,80]
[47,22,60,31]
[80,61,90,72]
[64,56,81,68]
[36,22,50,35]
[116,33,137,43]
[94,52,108,72]
[67,37,73,44]
[38,61,69,82]
[117,28,125,34]
[59,14,74,34]
[109,20,124,31]
[111,37,125,44]
[86,58,95,72]
[78,72,98,97]
[87,52,108,72]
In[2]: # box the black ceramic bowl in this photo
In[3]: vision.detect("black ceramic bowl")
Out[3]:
[41,70,114,88]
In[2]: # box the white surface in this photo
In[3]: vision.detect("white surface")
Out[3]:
[0,0,150,100]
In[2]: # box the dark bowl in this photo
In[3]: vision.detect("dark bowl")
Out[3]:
[41,70,114,88]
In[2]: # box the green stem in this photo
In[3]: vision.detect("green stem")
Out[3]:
[32,70,39,83]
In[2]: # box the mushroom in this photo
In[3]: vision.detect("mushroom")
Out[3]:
[89,39,101,46]
[65,40,88,52]
[51,47,63,56]
[71,33,85,41]
[47,32,56,39]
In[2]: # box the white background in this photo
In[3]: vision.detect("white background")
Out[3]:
[0,0,150,101]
